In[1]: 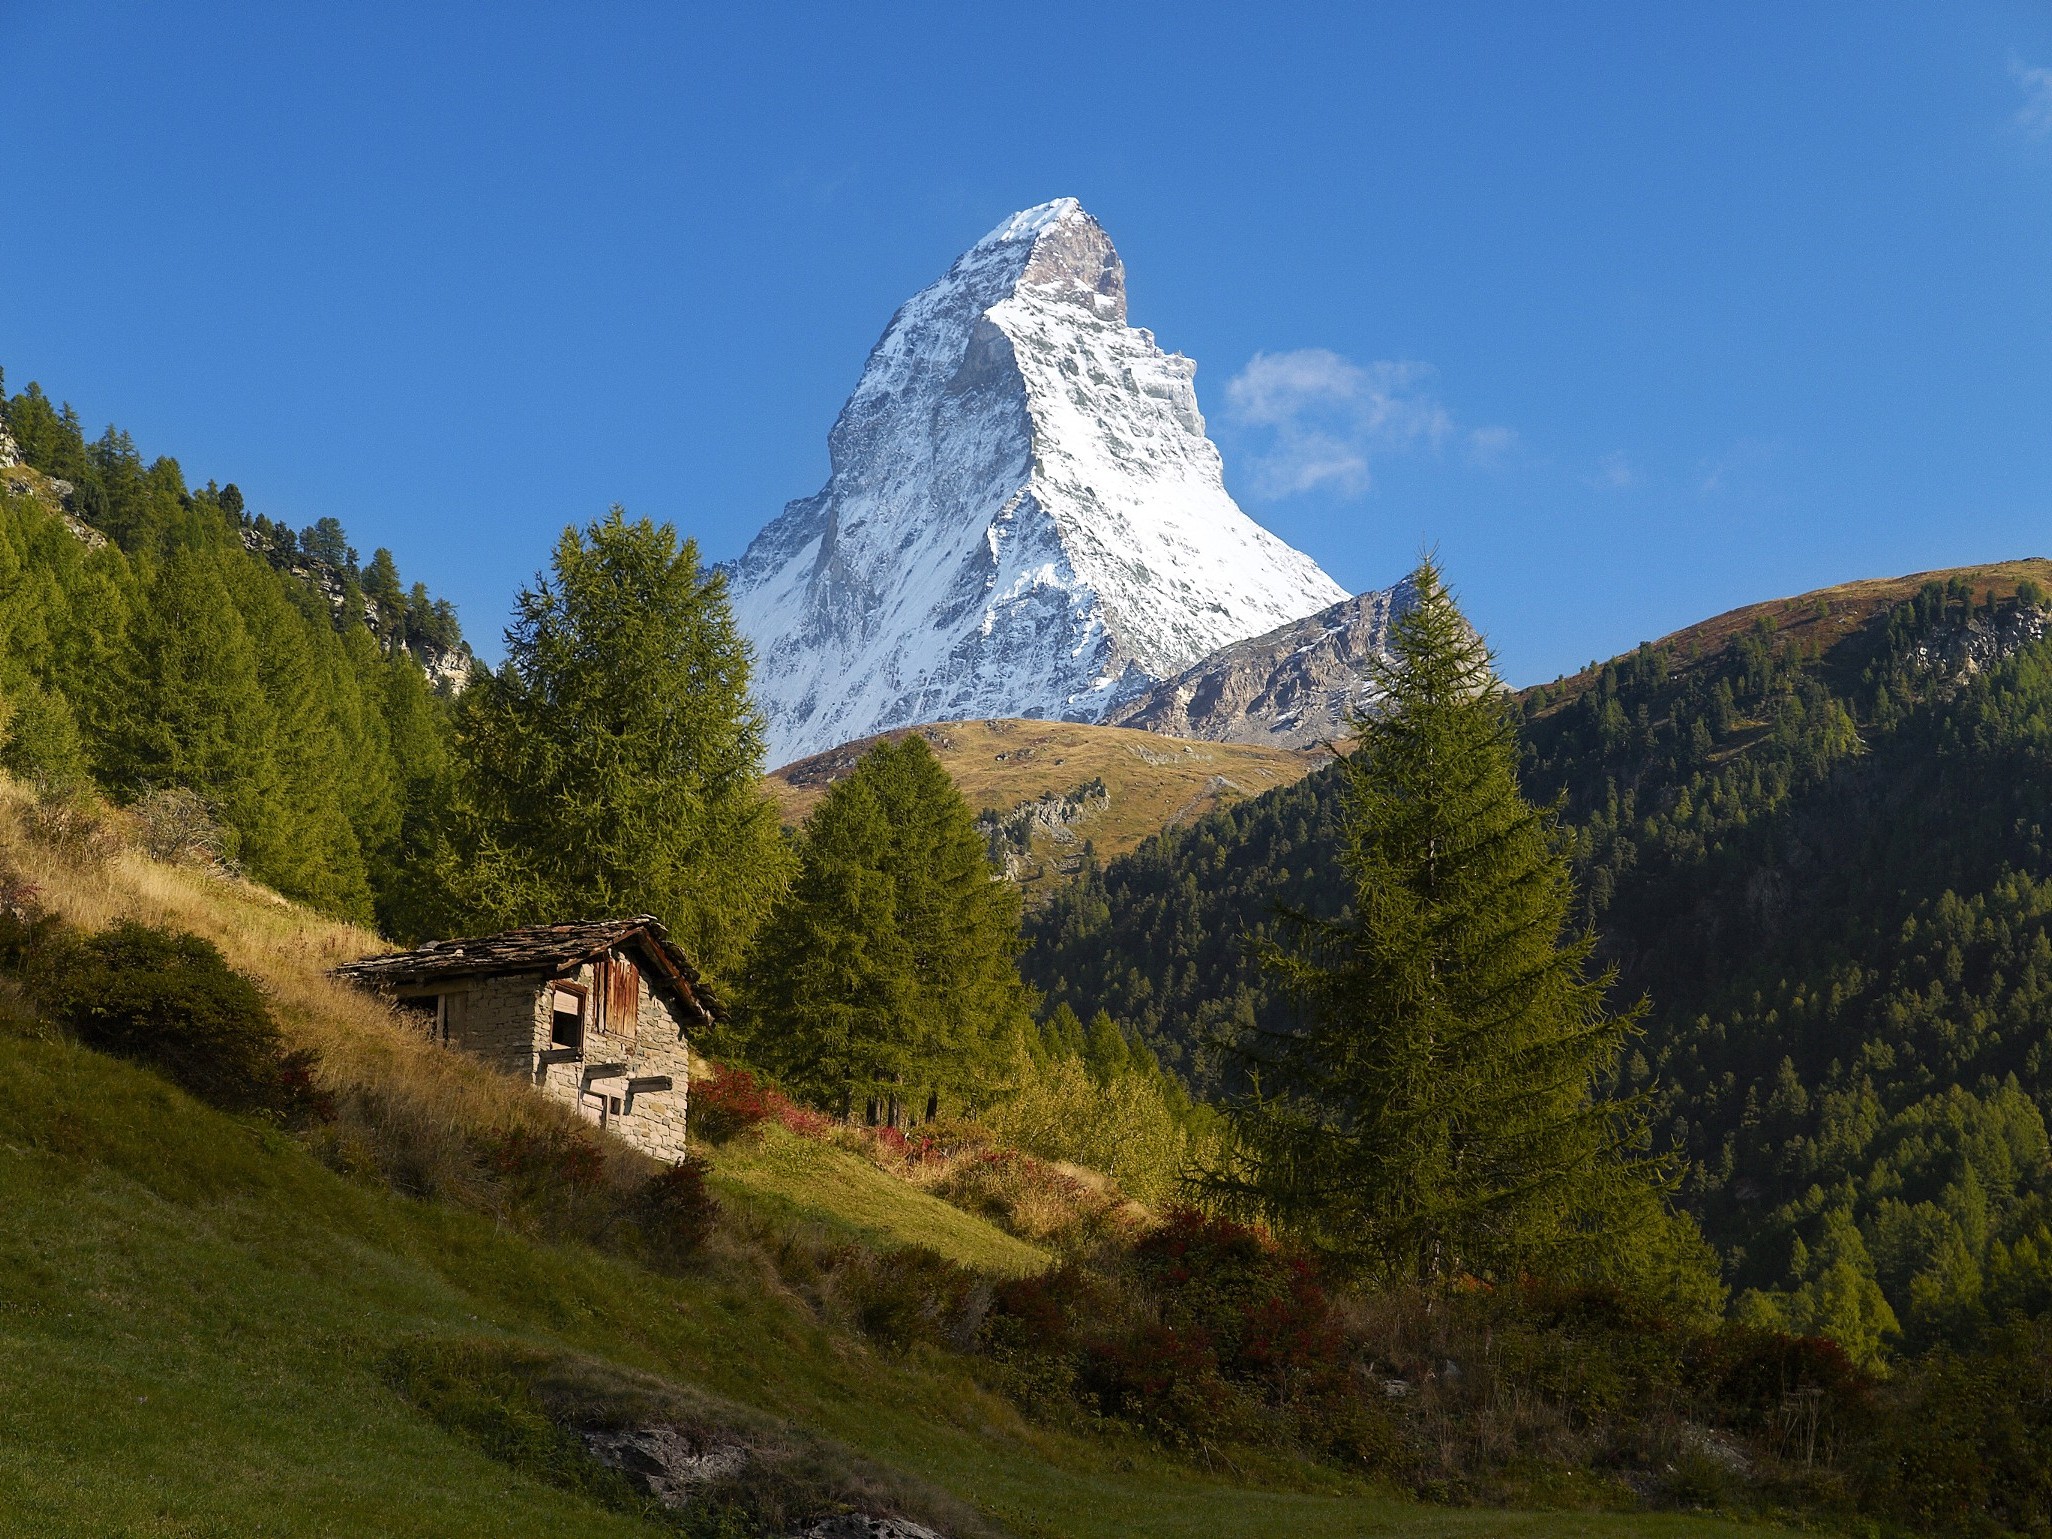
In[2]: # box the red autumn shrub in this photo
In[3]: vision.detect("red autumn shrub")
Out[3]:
[692,1064,830,1142]
[1075,1320,1242,1444]
[904,1129,948,1162]
[1235,1261,1345,1391]
[1135,1208,1341,1397]
[273,1047,337,1126]
[982,1264,1102,1357]
[1688,1325,1875,1458]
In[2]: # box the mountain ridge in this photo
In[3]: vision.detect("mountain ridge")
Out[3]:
[764,716,1322,899]
[1104,582,1414,748]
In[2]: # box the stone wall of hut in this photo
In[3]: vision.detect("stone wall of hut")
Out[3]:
[394,947,692,1163]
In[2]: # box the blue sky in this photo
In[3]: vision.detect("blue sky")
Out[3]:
[3,3,2049,685]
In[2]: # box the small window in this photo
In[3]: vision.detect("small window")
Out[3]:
[551,986,584,1049]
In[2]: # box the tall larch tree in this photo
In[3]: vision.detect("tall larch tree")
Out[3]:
[112,546,282,869]
[431,507,788,975]
[1217,558,1720,1314]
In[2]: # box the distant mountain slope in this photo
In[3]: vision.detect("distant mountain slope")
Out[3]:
[766,717,1322,900]
[1021,559,2052,1340]
[725,199,1348,766]
[1104,582,1413,748]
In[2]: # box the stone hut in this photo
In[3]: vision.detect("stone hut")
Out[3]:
[334,916,712,1163]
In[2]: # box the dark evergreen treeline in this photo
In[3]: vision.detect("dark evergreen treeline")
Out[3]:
[0,372,465,929]
[1023,568,2052,1356]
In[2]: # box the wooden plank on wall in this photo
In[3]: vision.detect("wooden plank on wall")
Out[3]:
[603,956,641,1041]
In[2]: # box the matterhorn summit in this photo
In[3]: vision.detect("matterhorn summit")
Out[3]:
[726,198,1349,766]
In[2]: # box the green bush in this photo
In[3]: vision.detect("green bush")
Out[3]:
[1861,1317,2052,1536]
[31,919,327,1119]
[841,1244,982,1352]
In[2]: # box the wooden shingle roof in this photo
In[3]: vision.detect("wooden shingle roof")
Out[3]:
[333,915,720,1025]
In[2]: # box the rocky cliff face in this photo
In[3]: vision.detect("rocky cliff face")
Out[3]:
[724,199,1347,767]
[1104,582,1414,749]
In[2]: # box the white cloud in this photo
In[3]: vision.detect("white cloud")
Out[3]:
[1587,450,1638,491]
[1466,424,1519,465]
[2016,61,2052,137]
[1223,348,1499,499]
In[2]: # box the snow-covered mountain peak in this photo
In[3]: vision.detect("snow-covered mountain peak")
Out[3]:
[976,196,1081,245]
[726,200,1348,767]
[965,197,1128,322]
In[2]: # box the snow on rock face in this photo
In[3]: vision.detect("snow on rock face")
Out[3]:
[726,198,1348,768]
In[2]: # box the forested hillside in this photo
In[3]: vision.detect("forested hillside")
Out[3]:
[1022,561,2052,1355]
[0,371,468,930]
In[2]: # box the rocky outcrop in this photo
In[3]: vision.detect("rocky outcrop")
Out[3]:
[579,1424,948,1539]
[1105,581,1415,749]
[238,523,475,692]
[800,1519,946,1539]
[725,198,1347,767]
[580,1424,749,1506]
[978,777,1109,877]
[1907,599,2048,685]
[1,455,106,551]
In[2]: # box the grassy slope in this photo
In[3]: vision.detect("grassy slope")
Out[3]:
[0,1033,1794,1539]
[0,798,1790,1538]
[707,1126,1047,1275]
[766,719,1321,899]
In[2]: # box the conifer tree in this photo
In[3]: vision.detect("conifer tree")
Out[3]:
[360,548,406,646]
[1040,1002,1087,1060]
[112,546,282,868]
[1218,559,1715,1301]
[739,735,1030,1120]
[1,376,467,927]
[736,770,915,1112]
[1083,1007,1131,1083]
[368,648,455,941]
[227,552,375,917]
[0,683,89,788]
[431,507,788,974]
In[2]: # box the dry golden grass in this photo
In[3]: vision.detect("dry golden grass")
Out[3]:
[0,778,577,1152]
[833,1118,1155,1252]
[766,717,1323,898]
